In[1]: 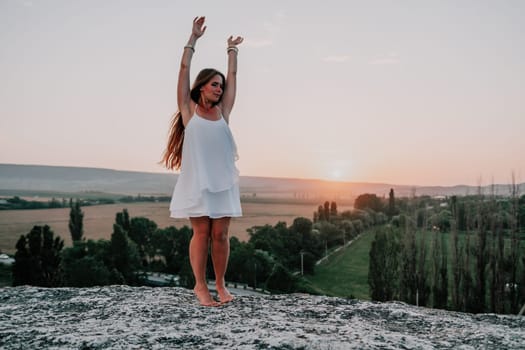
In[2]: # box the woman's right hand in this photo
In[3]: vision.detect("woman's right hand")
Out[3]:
[192,16,206,38]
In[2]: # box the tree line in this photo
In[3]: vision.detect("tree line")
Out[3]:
[0,195,170,210]
[11,189,523,315]
[11,199,385,294]
[13,204,191,288]
[368,187,525,314]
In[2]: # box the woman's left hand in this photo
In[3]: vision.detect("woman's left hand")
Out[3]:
[227,36,244,47]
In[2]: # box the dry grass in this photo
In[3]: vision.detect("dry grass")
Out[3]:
[0,201,352,254]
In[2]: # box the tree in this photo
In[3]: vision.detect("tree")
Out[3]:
[12,225,63,287]
[438,233,448,309]
[462,203,474,312]
[521,196,525,312]
[521,253,525,313]
[388,188,397,217]
[519,194,525,232]
[41,224,64,286]
[68,199,84,242]
[399,215,418,305]
[128,217,157,266]
[317,205,326,221]
[340,220,356,241]
[450,196,463,311]
[432,228,448,309]
[456,200,468,231]
[12,235,30,286]
[61,240,116,287]
[151,225,192,279]
[368,230,386,301]
[265,263,296,293]
[354,193,383,213]
[472,195,489,313]
[368,228,400,301]
[430,210,452,232]
[290,217,321,274]
[115,209,130,232]
[508,174,521,313]
[324,201,330,222]
[110,224,140,284]
[416,213,430,307]
[352,219,364,234]
[248,223,288,265]
[227,237,255,284]
[487,192,505,314]
[315,221,343,249]
[330,201,338,217]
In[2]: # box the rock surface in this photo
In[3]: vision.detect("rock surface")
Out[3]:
[1,286,524,349]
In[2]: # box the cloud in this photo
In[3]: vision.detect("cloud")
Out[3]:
[322,55,351,63]
[369,53,400,65]
[244,39,273,48]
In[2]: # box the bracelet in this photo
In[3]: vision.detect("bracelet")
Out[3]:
[184,45,195,53]
[227,46,239,54]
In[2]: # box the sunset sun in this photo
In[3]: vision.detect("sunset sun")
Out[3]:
[331,169,343,180]
[323,160,351,182]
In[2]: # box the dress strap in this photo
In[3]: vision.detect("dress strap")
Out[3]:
[194,104,222,121]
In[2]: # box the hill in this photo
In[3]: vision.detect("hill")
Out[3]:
[1,164,520,202]
[1,286,523,349]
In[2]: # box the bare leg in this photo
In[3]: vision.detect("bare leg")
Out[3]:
[189,216,218,307]
[210,217,234,303]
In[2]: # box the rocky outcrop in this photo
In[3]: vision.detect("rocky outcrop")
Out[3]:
[1,286,524,349]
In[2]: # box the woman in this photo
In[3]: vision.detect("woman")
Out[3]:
[162,16,243,306]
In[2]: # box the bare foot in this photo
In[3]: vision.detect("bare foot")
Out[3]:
[193,287,219,307]
[216,286,234,304]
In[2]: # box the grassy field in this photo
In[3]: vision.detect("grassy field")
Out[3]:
[304,229,377,300]
[0,200,352,254]
[304,227,523,302]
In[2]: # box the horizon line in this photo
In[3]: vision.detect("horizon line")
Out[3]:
[1,162,522,189]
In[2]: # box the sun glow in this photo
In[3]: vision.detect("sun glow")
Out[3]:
[331,169,343,180]
[323,159,352,182]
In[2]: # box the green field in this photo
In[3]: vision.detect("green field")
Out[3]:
[304,229,377,300]
[304,226,523,302]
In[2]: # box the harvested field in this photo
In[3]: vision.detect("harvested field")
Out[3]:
[0,201,351,254]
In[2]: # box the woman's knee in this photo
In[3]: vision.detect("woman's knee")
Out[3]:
[211,227,229,242]
[192,229,210,240]
[190,217,211,238]
[210,218,230,242]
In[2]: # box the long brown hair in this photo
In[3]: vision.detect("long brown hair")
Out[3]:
[162,68,226,170]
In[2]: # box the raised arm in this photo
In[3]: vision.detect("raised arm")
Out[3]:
[178,16,206,125]
[220,35,243,122]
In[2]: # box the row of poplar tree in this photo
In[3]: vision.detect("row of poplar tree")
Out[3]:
[368,189,525,315]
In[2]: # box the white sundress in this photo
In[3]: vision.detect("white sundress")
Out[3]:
[169,109,242,219]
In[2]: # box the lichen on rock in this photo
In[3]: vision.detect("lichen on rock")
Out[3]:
[0,286,524,349]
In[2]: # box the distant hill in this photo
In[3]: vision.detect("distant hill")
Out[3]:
[0,164,521,201]
[0,164,176,196]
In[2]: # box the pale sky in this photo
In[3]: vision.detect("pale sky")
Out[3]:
[1,0,524,186]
